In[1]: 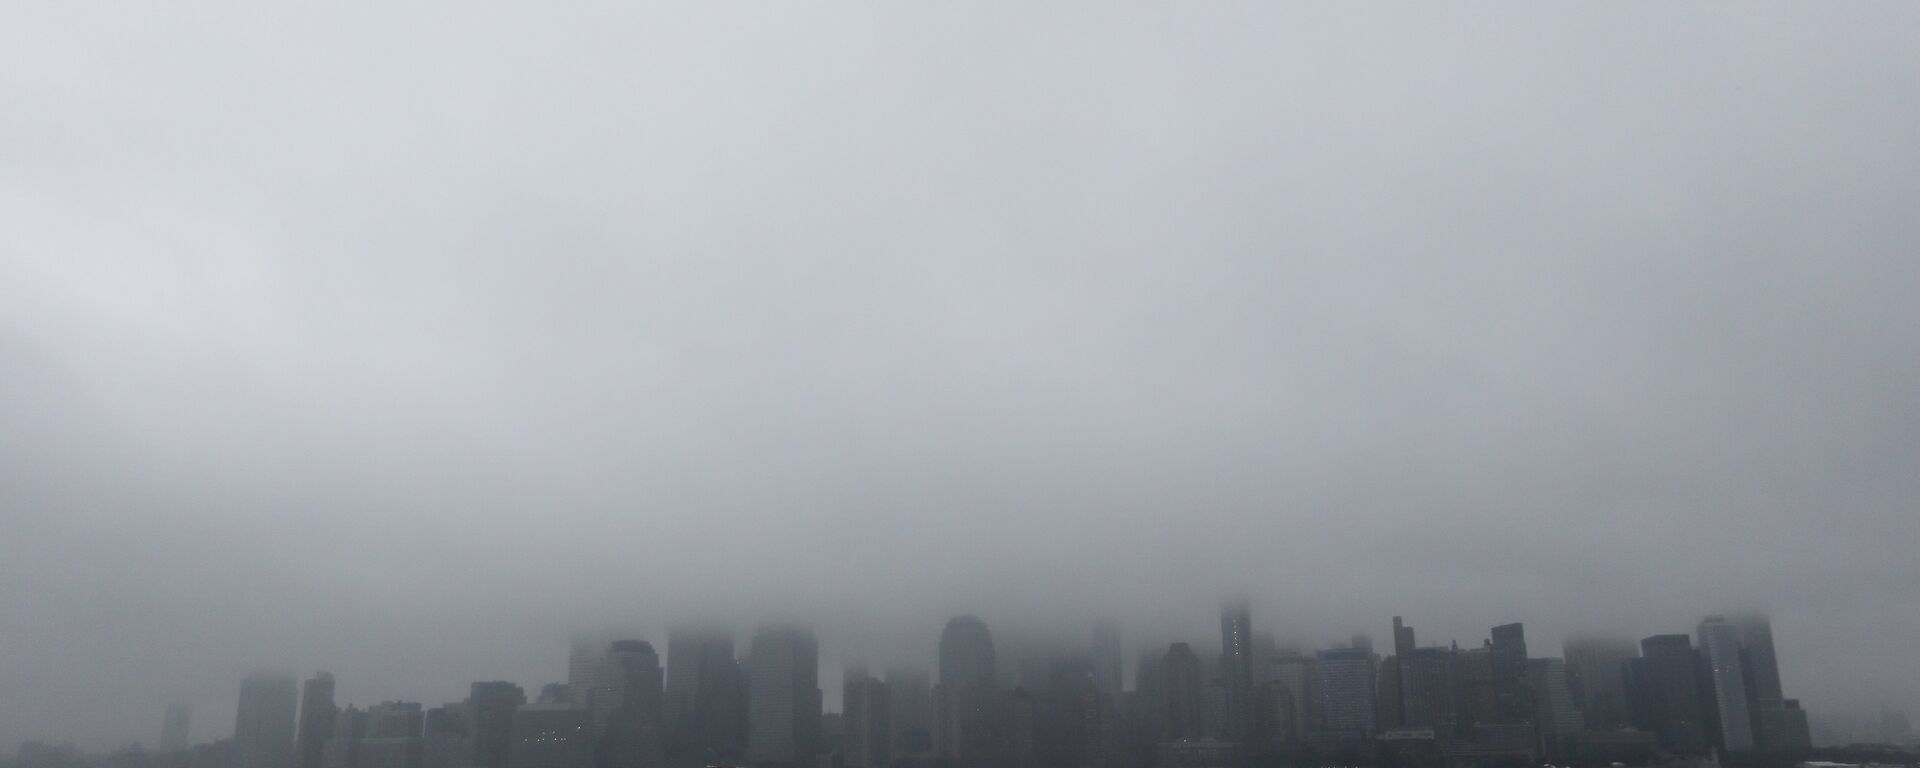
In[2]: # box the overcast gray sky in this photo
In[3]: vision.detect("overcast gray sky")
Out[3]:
[3,0,1918,752]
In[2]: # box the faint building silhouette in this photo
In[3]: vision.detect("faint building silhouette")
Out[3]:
[746,625,821,765]
[466,682,525,768]
[1697,616,1755,751]
[1634,634,1708,755]
[1488,623,1530,726]
[296,673,337,768]
[1160,643,1204,741]
[1218,602,1253,741]
[1314,646,1376,739]
[162,704,193,752]
[235,672,298,768]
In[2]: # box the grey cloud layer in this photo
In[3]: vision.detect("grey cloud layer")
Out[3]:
[2,1,1917,750]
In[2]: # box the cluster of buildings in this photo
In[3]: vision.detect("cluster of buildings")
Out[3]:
[146,609,1814,768]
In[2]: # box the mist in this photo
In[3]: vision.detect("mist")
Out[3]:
[2,1,1917,752]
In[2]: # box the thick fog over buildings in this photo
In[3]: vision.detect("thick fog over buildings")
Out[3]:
[3,0,1919,757]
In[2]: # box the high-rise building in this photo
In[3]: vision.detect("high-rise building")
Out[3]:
[506,704,591,768]
[1752,699,1811,752]
[1489,624,1530,725]
[1401,647,1458,734]
[1219,601,1253,741]
[296,673,337,768]
[1314,647,1376,739]
[1527,659,1583,758]
[1091,622,1124,699]
[1728,613,1782,703]
[322,706,365,768]
[843,670,892,768]
[567,642,600,709]
[236,672,299,768]
[1635,635,1708,755]
[1252,681,1297,742]
[357,702,423,768]
[1696,617,1755,751]
[1160,643,1204,741]
[746,625,822,765]
[421,705,471,768]
[1563,635,1636,731]
[1269,653,1312,742]
[935,616,1000,766]
[467,682,526,768]
[595,640,664,768]
[162,704,192,752]
[1453,645,1496,732]
[1388,617,1415,729]
[664,628,747,763]
[884,666,933,757]
[593,640,664,732]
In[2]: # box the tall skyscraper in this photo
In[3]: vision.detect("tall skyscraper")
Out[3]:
[323,706,366,768]
[1696,617,1755,751]
[1636,634,1708,755]
[236,672,299,768]
[357,702,424,768]
[1728,613,1783,703]
[567,641,600,709]
[1527,658,1583,758]
[1090,622,1124,699]
[935,616,1000,766]
[1388,617,1416,730]
[884,666,933,757]
[1218,601,1253,741]
[746,625,822,765]
[296,673,337,768]
[467,682,526,768]
[162,704,192,752]
[1269,653,1312,742]
[1401,647,1458,733]
[421,705,472,768]
[1314,647,1377,738]
[1489,623,1531,725]
[842,669,893,768]
[1160,643,1204,741]
[593,640,664,732]
[664,628,747,763]
[595,640,664,768]
[1453,645,1496,731]
[1563,635,1637,730]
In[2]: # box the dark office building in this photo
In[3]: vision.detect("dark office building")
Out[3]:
[843,672,892,768]
[1753,699,1811,752]
[1452,646,1496,732]
[1161,643,1205,741]
[1489,624,1531,725]
[664,628,747,763]
[467,682,526,768]
[357,702,423,768]
[1563,636,1637,731]
[746,625,822,765]
[420,705,471,768]
[236,672,299,768]
[1219,601,1254,741]
[884,666,933,757]
[296,674,337,768]
[1395,647,1456,734]
[1634,635,1708,755]
[935,616,1001,767]
[1315,646,1377,739]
